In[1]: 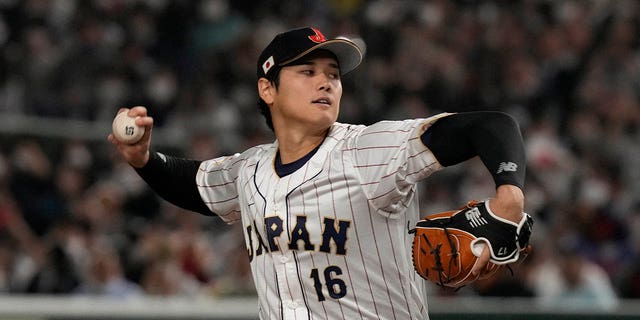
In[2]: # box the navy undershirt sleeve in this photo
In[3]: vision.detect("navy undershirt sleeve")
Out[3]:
[421,111,526,189]
[134,151,214,216]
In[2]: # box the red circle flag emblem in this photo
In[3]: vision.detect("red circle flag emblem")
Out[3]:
[262,56,275,75]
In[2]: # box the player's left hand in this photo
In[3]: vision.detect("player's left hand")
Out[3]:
[410,186,533,288]
[471,184,524,276]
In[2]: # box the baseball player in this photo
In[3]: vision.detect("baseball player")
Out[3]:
[109,27,526,319]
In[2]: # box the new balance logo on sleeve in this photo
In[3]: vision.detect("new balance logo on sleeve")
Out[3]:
[496,162,518,174]
[465,207,488,228]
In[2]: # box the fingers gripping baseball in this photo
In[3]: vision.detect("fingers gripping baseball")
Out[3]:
[108,106,154,168]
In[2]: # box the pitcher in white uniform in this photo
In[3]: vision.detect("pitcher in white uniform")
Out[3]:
[109,26,527,320]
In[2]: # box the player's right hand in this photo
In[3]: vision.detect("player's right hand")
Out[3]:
[107,106,154,168]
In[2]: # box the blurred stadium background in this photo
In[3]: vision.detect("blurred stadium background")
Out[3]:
[0,0,639,318]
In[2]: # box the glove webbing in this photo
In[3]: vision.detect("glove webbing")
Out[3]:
[419,227,459,287]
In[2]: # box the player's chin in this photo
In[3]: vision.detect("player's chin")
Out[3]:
[312,104,338,117]
[304,115,336,132]
[316,113,338,127]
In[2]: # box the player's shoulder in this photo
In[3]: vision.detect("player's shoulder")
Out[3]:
[238,143,275,161]
[329,122,365,137]
[345,113,452,136]
[332,113,453,151]
[330,120,423,137]
[202,143,274,169]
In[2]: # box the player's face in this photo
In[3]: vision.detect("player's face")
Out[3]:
[270,50,342,133]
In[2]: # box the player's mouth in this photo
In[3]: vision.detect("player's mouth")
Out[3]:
[312,97,332,107]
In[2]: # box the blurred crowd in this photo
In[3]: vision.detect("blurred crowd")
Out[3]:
[0,0,639,311]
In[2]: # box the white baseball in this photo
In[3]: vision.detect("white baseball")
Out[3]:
[112,112,145,144]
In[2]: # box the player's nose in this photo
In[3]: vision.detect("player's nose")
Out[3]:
[316,74,332,92]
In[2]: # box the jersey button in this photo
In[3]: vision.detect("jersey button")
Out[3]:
[280,256,288,263]
[288,301,298,309]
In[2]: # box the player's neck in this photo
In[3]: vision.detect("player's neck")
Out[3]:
[276,129,328,164]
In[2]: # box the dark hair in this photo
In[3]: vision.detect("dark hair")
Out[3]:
[257,66,281,132]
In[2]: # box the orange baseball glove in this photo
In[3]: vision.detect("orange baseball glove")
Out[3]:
[410,200,533,288]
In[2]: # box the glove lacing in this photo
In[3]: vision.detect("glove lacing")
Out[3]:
[419,226,459,287]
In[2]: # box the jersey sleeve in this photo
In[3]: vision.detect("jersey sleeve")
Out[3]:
[350,113,452,217]
[196,153,245,224]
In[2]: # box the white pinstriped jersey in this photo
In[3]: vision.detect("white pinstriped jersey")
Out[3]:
[196,113,451,320]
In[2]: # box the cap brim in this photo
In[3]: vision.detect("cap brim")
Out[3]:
[281,39,363,75]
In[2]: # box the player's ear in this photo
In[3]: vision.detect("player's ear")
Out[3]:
[258,78,275,105]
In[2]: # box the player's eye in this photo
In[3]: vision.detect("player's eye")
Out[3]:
[301,69,314,75]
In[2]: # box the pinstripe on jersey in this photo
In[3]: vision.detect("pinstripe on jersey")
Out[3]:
[196,113,452,320]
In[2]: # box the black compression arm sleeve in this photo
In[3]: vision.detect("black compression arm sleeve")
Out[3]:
[134,151,214,216]
[421,111,526,189]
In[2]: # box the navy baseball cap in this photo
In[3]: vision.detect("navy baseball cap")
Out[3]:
[257,27,363,78]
